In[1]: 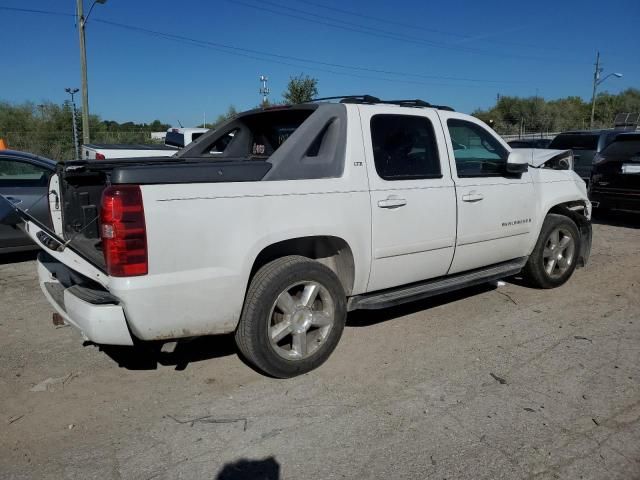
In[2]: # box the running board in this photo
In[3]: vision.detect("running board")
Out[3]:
[348,257,528,311]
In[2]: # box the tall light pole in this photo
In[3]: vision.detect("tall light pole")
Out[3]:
[76,0,107,145]
[65,88,80,160]
[589,51,623,129]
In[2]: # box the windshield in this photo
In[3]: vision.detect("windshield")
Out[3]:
[549,134,598,150]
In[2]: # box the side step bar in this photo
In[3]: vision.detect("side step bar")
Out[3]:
[347,257,528,311]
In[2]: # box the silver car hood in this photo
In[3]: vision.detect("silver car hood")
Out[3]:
[515,148,573,168]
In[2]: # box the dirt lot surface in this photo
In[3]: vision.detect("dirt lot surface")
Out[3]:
[1,213,639,480]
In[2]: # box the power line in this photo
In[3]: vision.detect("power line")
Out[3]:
[0,5,540,90]
[0,6,74,17]
[93,19,506,89]
[297,0,473,38]
[297,0,550,50]
[95,18,523,85]
[0,5,524,85]
[225,0,586,64]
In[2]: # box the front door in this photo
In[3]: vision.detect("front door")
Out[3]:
[0,157,51,249]
[360,107,457,292]
[441,114,536,274]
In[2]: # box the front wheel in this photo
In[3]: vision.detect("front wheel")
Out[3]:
[522,214,580,289]
[235,256,346,378]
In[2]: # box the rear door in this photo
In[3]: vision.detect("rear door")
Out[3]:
[440,113,536,274]
[360,106,457,292]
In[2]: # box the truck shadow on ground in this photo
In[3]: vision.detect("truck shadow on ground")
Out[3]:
[99,334,238,371]
[215,456,280,480]
[0,250,38,265]
[591,209,640,229]
[101,284,499,371]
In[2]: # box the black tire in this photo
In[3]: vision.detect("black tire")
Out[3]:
[235,255,346,378]
[522,214,580,289]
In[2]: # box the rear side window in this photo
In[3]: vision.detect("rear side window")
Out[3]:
[601,136,640,158]
[549,134,599,150]
[447,119,508,177]
[370,114,441,180]
[0,159,50,187]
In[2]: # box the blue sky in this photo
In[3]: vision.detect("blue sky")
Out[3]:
[1,0,639,126]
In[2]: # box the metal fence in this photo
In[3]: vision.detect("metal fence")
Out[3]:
[500,132,560,142]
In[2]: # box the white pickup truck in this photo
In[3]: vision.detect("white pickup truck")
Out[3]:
[82,127,208,159]
[1,96,592,378]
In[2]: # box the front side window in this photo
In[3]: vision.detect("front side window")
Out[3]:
[0,159,50,187]
[447,119,508,177]
[370,114,441,180]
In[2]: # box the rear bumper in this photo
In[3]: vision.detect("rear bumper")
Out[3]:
[589,189,640,212]
[37,254,134,346]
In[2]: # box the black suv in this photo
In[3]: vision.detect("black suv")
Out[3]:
[548,130,621,183]
[589,132,640,213]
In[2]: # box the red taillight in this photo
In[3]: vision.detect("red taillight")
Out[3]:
[100,185,148,277]
[95,152,106,160]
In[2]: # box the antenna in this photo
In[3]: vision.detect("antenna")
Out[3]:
[177,119,184,128]
[259,75,270,105]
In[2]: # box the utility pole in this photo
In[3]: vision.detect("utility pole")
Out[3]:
[77,0,90,145]
[259,75,270,106]
[589,52,623,130]
[65,88,80,160]
[589,51,601,129]
[76,0,107,145]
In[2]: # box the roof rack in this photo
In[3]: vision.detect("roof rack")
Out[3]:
[308,95,454,111]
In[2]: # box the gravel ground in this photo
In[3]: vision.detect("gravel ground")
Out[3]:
[1,212,639,480]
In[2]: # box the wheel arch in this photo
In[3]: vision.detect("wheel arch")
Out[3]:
[542,200,592,268]
[249,236,356,296]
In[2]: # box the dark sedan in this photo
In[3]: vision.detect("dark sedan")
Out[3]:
[0,150,56,253]
[589,133,640,213]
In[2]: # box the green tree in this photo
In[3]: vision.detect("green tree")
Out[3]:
[282,74,318,104]
[472,88,640,135]
[199,105,238,128]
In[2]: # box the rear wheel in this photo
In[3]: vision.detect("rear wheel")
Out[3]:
[523,214,580,289]
[235,256,346,378]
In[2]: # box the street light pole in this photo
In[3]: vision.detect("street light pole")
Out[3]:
[589,52,601,130]
[65,88,80,160]
[589,52,623,129]
[76,0,107,146]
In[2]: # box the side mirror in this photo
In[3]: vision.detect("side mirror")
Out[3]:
[0,195,22,226]
[506,150,529,174]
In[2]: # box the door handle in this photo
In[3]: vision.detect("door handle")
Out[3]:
[5,197,23,205]
[377,196,407,209]
[462,192,484,202]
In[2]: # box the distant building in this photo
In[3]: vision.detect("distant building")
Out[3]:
[151,131,167,140]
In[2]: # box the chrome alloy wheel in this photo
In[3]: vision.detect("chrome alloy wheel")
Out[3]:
[268,281,335,360]
[542,227,576,279]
